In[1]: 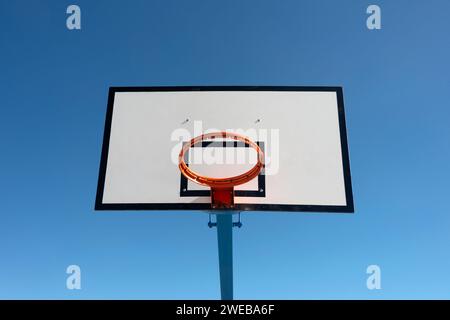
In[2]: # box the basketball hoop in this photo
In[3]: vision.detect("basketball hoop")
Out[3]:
[178,131,265,209]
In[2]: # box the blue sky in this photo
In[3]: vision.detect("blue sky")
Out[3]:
[1,0,450,299]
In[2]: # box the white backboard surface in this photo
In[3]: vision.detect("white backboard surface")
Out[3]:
[95,87,353,212]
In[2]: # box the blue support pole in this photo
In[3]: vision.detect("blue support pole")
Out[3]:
[216,212,233,300]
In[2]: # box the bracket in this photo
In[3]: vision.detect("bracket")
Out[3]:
[208,212,242,228]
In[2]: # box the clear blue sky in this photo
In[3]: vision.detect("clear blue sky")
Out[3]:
[1,0,449,299]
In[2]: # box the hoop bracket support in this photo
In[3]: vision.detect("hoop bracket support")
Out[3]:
[211,187,234,209]
[208,212,242,228]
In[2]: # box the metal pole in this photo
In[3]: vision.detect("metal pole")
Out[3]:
[216,212,233,300]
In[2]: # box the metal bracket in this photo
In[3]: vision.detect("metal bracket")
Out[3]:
[208,212,242,228]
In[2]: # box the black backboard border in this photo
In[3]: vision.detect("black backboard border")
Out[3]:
[95,86,354,213]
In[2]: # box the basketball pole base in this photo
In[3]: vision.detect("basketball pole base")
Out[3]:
[216,212,234,300]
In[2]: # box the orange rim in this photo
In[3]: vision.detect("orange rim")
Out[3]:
[178,132,264,188]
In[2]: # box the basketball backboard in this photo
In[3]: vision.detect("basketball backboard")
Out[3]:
[95,86,353,212]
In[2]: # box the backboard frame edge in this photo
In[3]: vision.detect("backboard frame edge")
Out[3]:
[94,86,354,213]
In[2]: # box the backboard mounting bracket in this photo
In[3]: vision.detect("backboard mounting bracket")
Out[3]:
[208,212,242,229]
